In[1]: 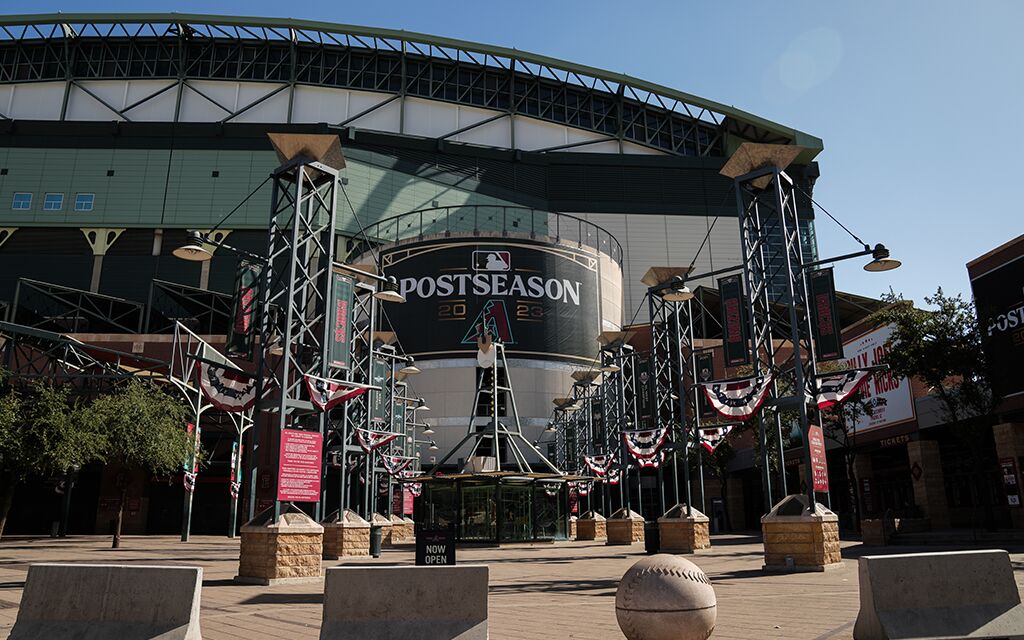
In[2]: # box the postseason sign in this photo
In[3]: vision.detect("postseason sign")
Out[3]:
[381,240,601,362]
[970,254,1024,404]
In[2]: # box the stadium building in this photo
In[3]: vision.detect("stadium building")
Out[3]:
[0,13,824,535]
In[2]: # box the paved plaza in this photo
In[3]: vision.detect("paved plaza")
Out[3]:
[1,534,1022,639]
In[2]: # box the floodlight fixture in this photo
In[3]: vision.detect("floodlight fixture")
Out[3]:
[374,276,406,303]
[172,230,213,262]
[864,244,902,272]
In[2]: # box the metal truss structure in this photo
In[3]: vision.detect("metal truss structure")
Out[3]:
[552,370,600,475]
[430,341,561,475]
[733,162,816,509]
[597,334,641,515]
[0,14,821,157]
[0,320,164,388]
[146,279,234,335]
[252,153,340,523]
[11,278,146,334]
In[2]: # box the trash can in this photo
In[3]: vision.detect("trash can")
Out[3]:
[370,524,384,558]
[643,521,660,555]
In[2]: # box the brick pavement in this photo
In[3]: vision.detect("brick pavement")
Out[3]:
[0,534,1021,639]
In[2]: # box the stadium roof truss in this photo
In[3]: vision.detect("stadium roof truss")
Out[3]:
[0,13,822,159]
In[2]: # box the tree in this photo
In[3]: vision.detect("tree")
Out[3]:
[870,288,999,528]
[699,439,736,530]
[0,374,106,538]
[820,389,881,531]
[86,379,196,548]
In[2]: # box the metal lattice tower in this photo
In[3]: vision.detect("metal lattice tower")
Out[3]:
[251,137,342,523]
[726,144,816,509]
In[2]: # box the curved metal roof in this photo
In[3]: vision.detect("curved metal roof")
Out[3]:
[0,13,822,159]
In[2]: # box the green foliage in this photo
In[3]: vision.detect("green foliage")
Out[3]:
[0,376,106,480]
[86,379,196,475]
[870,288,995,425]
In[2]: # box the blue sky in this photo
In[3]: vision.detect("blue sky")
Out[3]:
[4,1,1021,305]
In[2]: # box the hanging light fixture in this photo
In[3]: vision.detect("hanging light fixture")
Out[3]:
[864,243,902,272]
[662,276,695,302]
[416,398,430,411]
[545,421,558,433]
[400,358,421,375]
[373,275,406,303]
[428,440,438,451]
[421,425,435,436]
[172,230,213,262]
[600,362,621,373]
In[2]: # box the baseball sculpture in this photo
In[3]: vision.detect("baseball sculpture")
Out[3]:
[615,554,717,640]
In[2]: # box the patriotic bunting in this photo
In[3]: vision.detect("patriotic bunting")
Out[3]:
[702,375,774,421]
[698,425,735,454]
[622,427,669,461]
[230,481,240,499]
[198,364,258,412]
[571,481,593,496]
[303,374,369,412]
[583,454,616,477]
[606,468,622,485]
[381,453,415,477]
[815,370,873,410]
[636,452,666,469]
[355,428,399,454]
[407,482,423,497]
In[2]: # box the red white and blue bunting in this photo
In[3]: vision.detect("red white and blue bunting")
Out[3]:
[606,468,622,485]
[198,364,258,412]
[701,375,774,421]
[623,427,669,461]
[636,452,666,469]
[355,428,400,454]
[583,454,616,477]
[698,425,735,454]
[303,374,369,412]
[381,453,415,477]
[815,370,873,410]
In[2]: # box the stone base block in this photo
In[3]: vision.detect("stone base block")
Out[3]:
[762,520,841,570]
[238,510,323,583]
[658,520,711,553]
[606,519,644,545]
[323,523,370,560]
[576,520,606,541]
[569,518,577,539]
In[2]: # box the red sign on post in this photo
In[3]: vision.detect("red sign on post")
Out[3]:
[808,424,829,493]
[277,429,323,502]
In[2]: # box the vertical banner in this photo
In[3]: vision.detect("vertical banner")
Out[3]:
[226,261,261,359]
[718,275,750,367]
[229,441,243,498]
[1001,458,1021,507]
[369,358,388,424]
[694,350,717,418]
[808,424,829,492]
[328,271,355,370]
[183,422,201,493]
[808,268,843,361]
[277,429,323,502]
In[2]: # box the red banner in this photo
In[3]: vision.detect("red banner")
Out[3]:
[277,429,323,502]
[808,425,829,493]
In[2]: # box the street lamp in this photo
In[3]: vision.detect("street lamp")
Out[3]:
[415,398,430,411]
[545,421,558,433]
[374,276,406,303]
[863,243,902,272]
[421,425,435,436]
[171,230,213,262]
[399,358,421,375]
[662,275,695,302]
[428,440,438,451]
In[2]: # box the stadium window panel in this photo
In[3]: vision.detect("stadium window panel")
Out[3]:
[43,193,64,211]
[74,193,95,212]
[11,192,32,210]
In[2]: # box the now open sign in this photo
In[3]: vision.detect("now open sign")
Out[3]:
[416,528,456,566]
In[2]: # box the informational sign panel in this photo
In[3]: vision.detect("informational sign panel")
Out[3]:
[970,255,1024,403]
[415,528,456,565]
[808,425,829,492]
[380,240,601,362]
[808,268,843,361]
[719,275,750,367]
[277,429,323,502]
[1001,458,1021,507]
[842,324,916,433]
[328,271,355,370]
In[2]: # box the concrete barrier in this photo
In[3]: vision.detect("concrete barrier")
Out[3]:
[10,563,202,640]
[320,565,488,640]
[854,549,1024,639]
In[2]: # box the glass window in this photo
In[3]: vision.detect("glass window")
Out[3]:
[11,192,32,210]
[43,193,64,211]
[74,193,95,212]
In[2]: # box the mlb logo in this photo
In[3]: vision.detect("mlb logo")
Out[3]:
[472,250,510,271]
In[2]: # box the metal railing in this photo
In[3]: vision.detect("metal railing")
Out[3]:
[346,205,623,265]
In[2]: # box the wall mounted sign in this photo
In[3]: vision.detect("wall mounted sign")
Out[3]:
[277,429,323,503]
